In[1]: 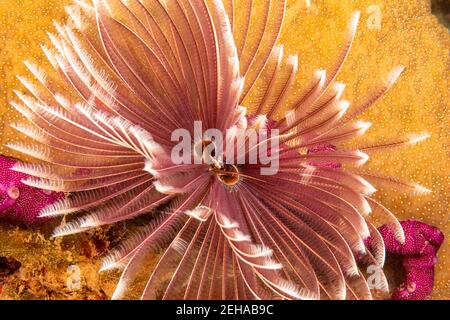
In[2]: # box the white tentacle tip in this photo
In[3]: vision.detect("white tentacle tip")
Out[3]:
[185,206,214,222]
[99,263,116,273]
[413,184,432,196]
[143,160,159,178]
[355,150,370,166]
[350,11,361,28]
[408,132,431,145]
[359,178,377,195]
[230,230,251,242]
[250,114,268,130]
[153,180,184,195]
[338,100,351,113]
[111,282,127,300]
[356,120,372,133]
[386,65,406,85]
[262,260,283,270]
[315,69,327,83]
[51,224,88,238]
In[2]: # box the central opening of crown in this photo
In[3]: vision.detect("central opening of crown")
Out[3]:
[212,164,240,187]
[200,139,240,186]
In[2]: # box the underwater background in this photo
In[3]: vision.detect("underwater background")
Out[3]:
[0,0,448,299]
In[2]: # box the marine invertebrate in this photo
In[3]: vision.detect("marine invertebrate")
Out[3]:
[307,144,341,169]
[366,220,444,300]
[5,0,432,299]
[0,155,64,224]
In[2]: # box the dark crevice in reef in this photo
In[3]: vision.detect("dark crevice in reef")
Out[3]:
[431,0,450,29]
[0,256,21,277]
[383,254,406,291]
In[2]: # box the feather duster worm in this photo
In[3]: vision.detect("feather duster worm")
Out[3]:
[6,0,432,299]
